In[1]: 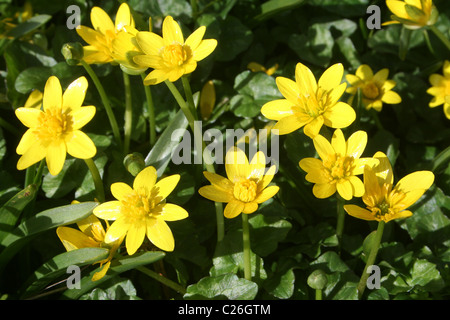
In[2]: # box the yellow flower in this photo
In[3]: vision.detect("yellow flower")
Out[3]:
[76,3,135,64]
[344,152,434,222]
[198,147,279,219]
[383,0,438,29]
[93,166,188,255]
[24,89,43,109]
[426,60,450,119]
[299,129,379,200]
[133,16,218,85]
[346,64,402,112]
[261,63,356,139]
[200,80,216,120]
[247,62,279,76]
[15,76,97,176]
[57,214,123,281]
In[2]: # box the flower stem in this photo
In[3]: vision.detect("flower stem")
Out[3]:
[32,159,45,187]
[81,60,122,150]
[429,25,450,51]
[123,71,133,155]
[431,145,450,172]
[84,158,105,203]
[336,194,346,255]
[242,213,252,281]
[165,79,224,242]
[141,73,156,146]
[357,220,385,299]
[136,266,186,295]
[315,289,323,300]
[181,76,198,119]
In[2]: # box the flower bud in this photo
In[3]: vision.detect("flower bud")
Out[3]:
[200,80,215,120]
[307,269,328,290]
[123,152,146,176]
[61,42,84,66]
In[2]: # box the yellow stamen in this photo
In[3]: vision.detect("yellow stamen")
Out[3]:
[161,43,192,68]
[362,82,380,100]
[34,109,72,140]
[233,179,257,203]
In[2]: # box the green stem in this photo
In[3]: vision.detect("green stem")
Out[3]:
[181,76,198,119]
[242,213,252,281]
[357,220,385,299]
[165,80,224,242]
[431,145,450,172]
[399,26,412,61]
[136,266,186,295]
[123,72,133,155]
[429,25,450,51]
[84,158,105,203]
[24,164,36,188]
[336,195,346,255]
[141,73,156,146]
[315,289,322,300]
[0,117,20,135]
[371,110,384,131]
[32,159,45,187]
[81,60,122,150]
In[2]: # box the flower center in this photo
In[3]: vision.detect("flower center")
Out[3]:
[362,82,380,100]
[233,178,257,203]
[363,183,407,221]
[120,190,160,223]
[34,109,72,141]
[323,154,355,181]
[161,43,192,68]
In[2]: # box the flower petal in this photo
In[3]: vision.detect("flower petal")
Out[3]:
[261,99,295,121]
[158,203,189,221]
[243,202,258,214]
[143,69,169,85]
[125,222,146,255]
[146,218,175,251]
[318,63,344,92]
[192,39,217,61]
[381,91,402,104]
[303,115,324,138]
[313,134,335,162]
[331,129,346,156]
[225,147,250,181]
[344,204,377,221]
[91,6,114,34]
[16,140,47,171]
[337,179,354,200]
[312,183,336,199]
[65,130,97,159]
[56,227,99,251]
[273,114,308,135]
[43,76,62,111]
[348,176,365,197]
[70,106,96,130]
[185,26,205,51]
[224,200,245,219]
[136,31,164,56]
[162,16,184,45]
[62,77,88,112]
[154,174,180,201]
[395,171,434,194]
[322,101,356,128]
[15,108,42,128]
[346,130,367,159]
[276,77,300,103]
[16,129,37,155]
[93,200,122,220]
[255,185,279,203]
[203,171,234,191]
[372,151,394,185]
[111,182,133,201]
[115,3,134,32]
[46,140,66,176]
[198,185,233,202]
[295,62,317,94]
[133,166,157,195]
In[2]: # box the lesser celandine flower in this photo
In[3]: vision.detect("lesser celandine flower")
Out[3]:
[383,0,438,29]
[57,213,123,281]
[299,129,379,200]
[346,65,402,112]
[93,166,188,255]
[133,16,217,85]
[261,63,356,139]
[426,60,450,119]
[76,3,135,64]
[247,62,279,76]
[198,147,279,219]
[15,76,97,176]
[344,152,434,222]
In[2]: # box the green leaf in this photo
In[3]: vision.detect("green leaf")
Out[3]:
[21,247,110,299]
[145,108,188,177]
[407,259,445,292]
[184,273,258,300]
[62,251,165,299]
[0,184,37,242]
[80,278,140,300]
[215,16,253,62]
[5,15,51,39]
[253,0,305,22]
[0,202,98,274]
